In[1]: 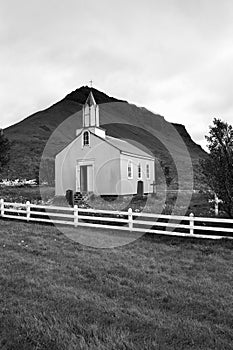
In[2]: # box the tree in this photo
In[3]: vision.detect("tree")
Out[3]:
[201,118,233,217]
[0,131,10,174]
[159,161,174,187]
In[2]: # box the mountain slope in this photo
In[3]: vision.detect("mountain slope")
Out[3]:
[3,86,207,188]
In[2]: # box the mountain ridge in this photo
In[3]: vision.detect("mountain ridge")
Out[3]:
[3,86,207,188]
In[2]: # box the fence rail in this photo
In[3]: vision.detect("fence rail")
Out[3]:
[0,198,233,240]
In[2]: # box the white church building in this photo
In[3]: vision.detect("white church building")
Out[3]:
[55,91,155,196]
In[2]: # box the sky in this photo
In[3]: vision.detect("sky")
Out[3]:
[1,0,233,150]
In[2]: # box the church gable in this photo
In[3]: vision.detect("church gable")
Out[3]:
[57,129,120,159]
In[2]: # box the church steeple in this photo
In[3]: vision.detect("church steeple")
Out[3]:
[83,91,100,128]
[75,88,105,139]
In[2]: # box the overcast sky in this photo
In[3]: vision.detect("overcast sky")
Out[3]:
[1,0,233,150]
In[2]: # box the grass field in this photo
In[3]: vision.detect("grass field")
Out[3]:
[0,186,55,204]
[0,219,233,349]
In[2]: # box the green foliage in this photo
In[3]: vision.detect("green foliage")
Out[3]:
[201,118,233,217]
[39,158,55,186]
[0,132,10,173]
[159,161,174,187]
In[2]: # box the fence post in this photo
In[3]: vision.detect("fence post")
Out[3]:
[214,193,219,216]
[189,212,194,235]
[0,199,4,217]
[128,208,133,232]
[74,205,78,227]
[26,201,30,222]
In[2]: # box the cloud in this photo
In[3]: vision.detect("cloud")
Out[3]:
[0,0,233,151]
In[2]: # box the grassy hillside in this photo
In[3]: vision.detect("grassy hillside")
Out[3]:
[3,86,207,188]
[0,219,233,349]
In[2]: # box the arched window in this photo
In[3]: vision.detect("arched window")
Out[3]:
[127,160,133,179]
[83,131,90,146]
[138,163,142,179]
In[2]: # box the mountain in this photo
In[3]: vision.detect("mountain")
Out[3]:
[3,86,207,188]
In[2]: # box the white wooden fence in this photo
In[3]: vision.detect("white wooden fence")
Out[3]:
[0,199,233,240]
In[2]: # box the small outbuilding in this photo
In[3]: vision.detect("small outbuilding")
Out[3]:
[55,91,155,196]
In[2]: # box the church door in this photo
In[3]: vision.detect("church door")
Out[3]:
[80,166,88,192]
[76,162,94,193]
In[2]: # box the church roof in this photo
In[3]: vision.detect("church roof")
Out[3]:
[85,91,96,106]
[57,129,154,160]
[105,135,154,159]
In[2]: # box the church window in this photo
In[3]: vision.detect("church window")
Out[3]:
[146,164,150,179]
[138,163,142,179]
[127,161,133,179]
[83,131,90,146]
